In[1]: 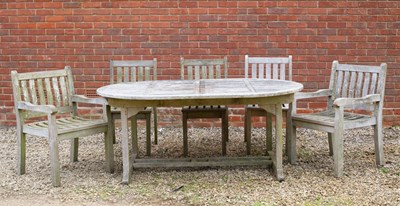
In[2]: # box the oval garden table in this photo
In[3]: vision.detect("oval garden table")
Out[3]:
[97,78,303,184]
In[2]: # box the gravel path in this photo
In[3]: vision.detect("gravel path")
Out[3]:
[0,126,399,205]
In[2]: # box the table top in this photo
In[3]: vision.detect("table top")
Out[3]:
[97,78,303,100]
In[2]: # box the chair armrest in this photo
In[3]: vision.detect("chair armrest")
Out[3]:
[71,95,108,105]
[333,94,381,107]
[295,89,332,100]
[17,101,57,114]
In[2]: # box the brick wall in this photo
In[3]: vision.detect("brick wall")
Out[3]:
[1,1,399,127]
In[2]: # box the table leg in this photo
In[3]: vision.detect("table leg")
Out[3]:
[120,107,131,184]
[274,104,284,181]
[120,107,141,185]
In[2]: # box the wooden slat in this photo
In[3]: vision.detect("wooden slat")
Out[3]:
[44,77,53,105]
[17,69,67,80]
[362,73,371,97]
[355,72,363,98]
[336,70,343,98]
[123,66,129,83]
[216,65,221,79]
[52,77,61,107]
[59,76,68,106]
[251,64,257,78]
[342,71,350,97]
[117,67,122,83]
[187,66,193,80]
[111,60,154,67]
[273,63,278,79]
[21,80,30,102]
[144,67,151,81]
[37,78,46,105]
[138,66,144,81]
[201,65,207,79]
[266,64,271,79]
[208,65,214,79]
[348,71,357,98]
[337,64,381,73]
[279,63,285,80]
[258,63,264,79]
[369,73,378,94]
[247,57,289,64]
[131,66,137,82]
[29,79,38,104]
[194,66,200,80]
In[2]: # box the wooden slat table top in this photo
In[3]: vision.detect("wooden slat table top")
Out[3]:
[97,78,303,100]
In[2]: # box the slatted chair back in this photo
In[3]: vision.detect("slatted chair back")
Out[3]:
[110,59,157,84]
[180,57,228,80]
[11,66,75,118]
[329,61,387,110]
[245,55,292,81]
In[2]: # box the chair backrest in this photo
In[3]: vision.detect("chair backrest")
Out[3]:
[245,55,292,81]
[180,57,228,80]
[329,61,387,110]
[110,59,157,84]
[330,61,387,99]
[11,66,75,118]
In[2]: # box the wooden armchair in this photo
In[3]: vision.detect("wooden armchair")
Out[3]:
[244,55,292,155]
[180,57,229,156]
[287,61,387,177]
[11,66,114,187]
[109,59,158,156]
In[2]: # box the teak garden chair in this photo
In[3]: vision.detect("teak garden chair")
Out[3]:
[11,66,114,187]
[244,55,292,155]
[109,59,158,156]
[287,61,387,177]
[180,57,229,156]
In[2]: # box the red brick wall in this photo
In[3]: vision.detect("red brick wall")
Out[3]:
[1,1,399,127]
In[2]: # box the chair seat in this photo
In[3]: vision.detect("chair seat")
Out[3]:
[23,116,108,137]
[183,105,226,111]
[182,105,227,118]
[292,110,376,129]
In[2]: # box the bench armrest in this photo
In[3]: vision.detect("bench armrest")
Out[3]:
[17,101,57,114]
[294,89,332,100]
[71,95,108,105]
[333,94,381,107]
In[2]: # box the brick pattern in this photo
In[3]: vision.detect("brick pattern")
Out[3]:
[0,1,399,127]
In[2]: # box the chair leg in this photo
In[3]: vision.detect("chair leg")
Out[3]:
[17,128,26,175]
[332,129,344,178]
[70,138,78,162]
[131,115,139,158]
[266,112,273,153]
[145,113,151,156]
[111,114,116,144]
[287,124,297,164]
[328,133,333,156]
[244,110,251,155]
[183,112,188,157]
[104,130,115,173]
[221,109,229,156]
[373,123,384,166]
[48,117,61,187]
[153,107,158,145]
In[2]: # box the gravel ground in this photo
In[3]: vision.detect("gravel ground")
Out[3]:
[0,125,399,205]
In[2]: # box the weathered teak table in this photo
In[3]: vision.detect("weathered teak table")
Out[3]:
[97,78,303,184]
